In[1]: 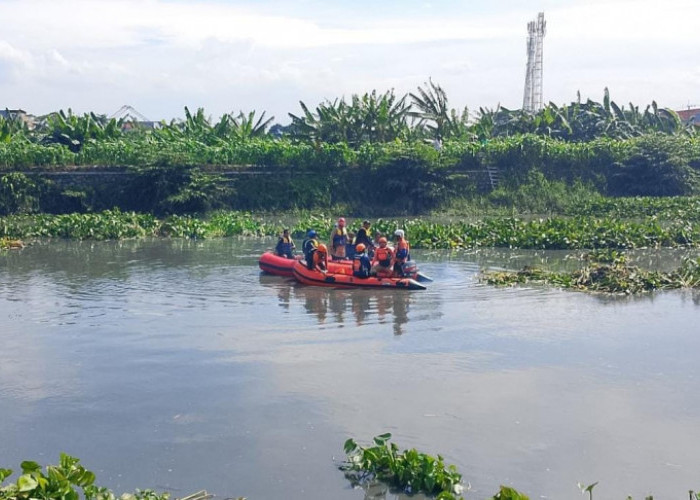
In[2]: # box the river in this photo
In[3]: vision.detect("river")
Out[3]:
[1,238,699,499]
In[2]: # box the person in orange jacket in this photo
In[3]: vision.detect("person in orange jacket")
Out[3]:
[312,243,329,273]
[393,229,410,276]
[370,237,394,277]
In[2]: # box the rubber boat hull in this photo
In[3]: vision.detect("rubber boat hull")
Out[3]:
[258,252,301,277]
[259,251,431,282]
[292,261,426,290]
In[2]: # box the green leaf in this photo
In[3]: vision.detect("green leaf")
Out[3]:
[343,438,357,454]
[17,474,38,492]
[20,461,41,474]
[0,468,12,483]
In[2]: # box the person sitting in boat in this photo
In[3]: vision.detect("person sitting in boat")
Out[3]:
[370,237,394,277]
[393,229,410,276]
[275,228,295,259]
[330,217,348,260]
[302,230,319,269]
[355,220,374,255]
[352,243,372,279]
[312,243,329,273]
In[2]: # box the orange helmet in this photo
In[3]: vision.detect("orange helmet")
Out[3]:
[317,243,328,253]
[355,243,366,253]
[378,237,388,246]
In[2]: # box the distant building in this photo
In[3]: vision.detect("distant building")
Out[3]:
[676,108,700,127]
[110,105,161,131]
[0,108,36,129]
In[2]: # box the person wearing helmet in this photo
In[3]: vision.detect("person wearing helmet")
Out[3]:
[275,228,295,259]
[330,217,348,260]
[393,229,410,276]
[302,230,319,269]
[352,243,371,279]
[312,243,329,272]
[370,236,394,277]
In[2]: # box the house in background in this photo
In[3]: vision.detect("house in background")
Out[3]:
[0,108,36,129]
[110,105,161,131]
[676,108,700,127]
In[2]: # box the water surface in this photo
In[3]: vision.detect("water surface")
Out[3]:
[1,239,699,499]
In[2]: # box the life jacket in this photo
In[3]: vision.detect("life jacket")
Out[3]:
[355,228,372,247]
[302,238,318,255]
[313,250,328,270]
[375,246,393,266]
[277,235,294,257]
[352,253,371,278]
[331,227,347,249]
[395,238,410,262]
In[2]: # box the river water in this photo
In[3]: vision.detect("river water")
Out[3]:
[1,238,699,500]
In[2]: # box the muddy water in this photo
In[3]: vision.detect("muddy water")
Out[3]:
[1,239,699,499]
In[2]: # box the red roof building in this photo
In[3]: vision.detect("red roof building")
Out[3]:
[676,108,700,126]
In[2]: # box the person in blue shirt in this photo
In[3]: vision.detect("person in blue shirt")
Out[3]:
[302,230,319,269]
[352,243,372,279]
[330,217,348,260]
[275,228,295,258]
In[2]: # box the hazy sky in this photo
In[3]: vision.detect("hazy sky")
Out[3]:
[1,0,698,123]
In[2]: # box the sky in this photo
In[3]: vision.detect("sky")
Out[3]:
[0,0,698,124]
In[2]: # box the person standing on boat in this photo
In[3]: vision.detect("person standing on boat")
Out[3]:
[393,229,410,276]
[312,243,329,273]
[370,237,394,277]
[355,220,374,256]
[330,217,348,260]
[352,243,371,279]
[345,231,356,260]
[302,230,319,269]
[275,228,295,259]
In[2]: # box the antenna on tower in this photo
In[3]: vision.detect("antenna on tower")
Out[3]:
[522,12,546,112]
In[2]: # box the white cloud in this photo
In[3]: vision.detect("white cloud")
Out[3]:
[0,0,697,120]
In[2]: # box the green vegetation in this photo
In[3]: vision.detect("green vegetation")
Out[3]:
[341,433,465,499]
[0,453,169,500]
[3,204,700,252]
[482,252,700,294]
[0,85,698,215]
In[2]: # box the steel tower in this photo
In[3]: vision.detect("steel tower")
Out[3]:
[522,12,546,112]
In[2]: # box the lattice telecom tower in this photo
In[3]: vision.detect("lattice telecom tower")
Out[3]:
[522,12,546,112]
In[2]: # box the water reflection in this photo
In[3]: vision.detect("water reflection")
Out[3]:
[290,285,412,335]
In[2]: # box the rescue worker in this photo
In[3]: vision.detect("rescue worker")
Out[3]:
[275,228,295,258]
[330,217,348,260]
[393,229,410,276]
[352,243,371,279]
[312,243,329,273]
[370,237,394,277]
[355,220,374,255]
[345,231,356,260]
[302,230,319,270]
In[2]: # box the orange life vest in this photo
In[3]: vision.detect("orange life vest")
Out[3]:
[375,246,393,266]
[313,250,328,270]
[395,239,410,262]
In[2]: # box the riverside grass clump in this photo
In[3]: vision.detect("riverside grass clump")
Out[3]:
[482,252,700,294]
[0,454,170,500]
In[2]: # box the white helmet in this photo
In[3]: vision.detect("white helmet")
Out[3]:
[394,229,404,238]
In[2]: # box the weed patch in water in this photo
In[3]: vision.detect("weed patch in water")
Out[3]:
[482,255,700,294]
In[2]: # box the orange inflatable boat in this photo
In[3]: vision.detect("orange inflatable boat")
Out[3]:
[259,251,432,283]
[292,260,426,290]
